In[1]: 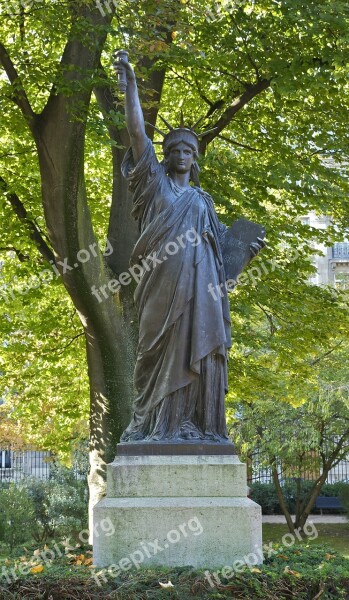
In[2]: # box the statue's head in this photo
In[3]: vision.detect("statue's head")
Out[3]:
[151,115,215,187]
[162,128,200,185]
[162,128,199,159]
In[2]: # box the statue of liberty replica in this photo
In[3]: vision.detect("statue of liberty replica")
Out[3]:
[114,53,265,446]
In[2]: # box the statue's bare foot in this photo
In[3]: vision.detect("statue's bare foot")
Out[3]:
[203,431,230,442]
[120,428,144,442]
[179,421,203,440]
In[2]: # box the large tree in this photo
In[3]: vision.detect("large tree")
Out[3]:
[1,0,349,519]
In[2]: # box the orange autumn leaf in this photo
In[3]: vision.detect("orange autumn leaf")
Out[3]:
[277,554,289,560]
[70,553,85,564]
[71,554,94,566]
[30,565,44,574]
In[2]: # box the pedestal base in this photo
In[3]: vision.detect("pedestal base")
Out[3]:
[93,454,262,569]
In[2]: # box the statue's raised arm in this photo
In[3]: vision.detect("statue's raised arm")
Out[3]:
[114,54,148,164]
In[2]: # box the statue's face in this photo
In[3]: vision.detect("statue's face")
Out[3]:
[167,142,195,174]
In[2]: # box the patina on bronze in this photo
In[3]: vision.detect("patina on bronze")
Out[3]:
[113,53,265,451]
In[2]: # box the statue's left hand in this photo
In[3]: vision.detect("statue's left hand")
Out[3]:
[249,237,266,258]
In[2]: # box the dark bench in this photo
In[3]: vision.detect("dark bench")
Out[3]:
[315,496,344,514]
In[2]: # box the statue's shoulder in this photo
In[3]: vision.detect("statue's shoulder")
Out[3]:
[194,186,214,203]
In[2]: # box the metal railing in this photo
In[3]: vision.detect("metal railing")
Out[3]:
[248,452,349,485]
[0,448,51,483]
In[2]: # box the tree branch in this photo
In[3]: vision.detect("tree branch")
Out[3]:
[94,63,129,147]
[0,149,36,160]
[0,41,35,124]
[44,333,85,356]
[0,177,55,265]
[271,463,295,533]
[218,133,262,152]
[309,340,343,366]
[0,246,28,262]
[199,78,271,153]
[257,302,277,336]
[202,64,247,88]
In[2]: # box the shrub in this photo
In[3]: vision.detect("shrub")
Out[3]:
[321,482,349,498]
[24,463,88,542]
[249,482,281,514]
[0,452,89,549]
[339,485,349,516]
[45,463,88,539]
[250,481,349,515]
[281,478,315,514]
[24,477,55,542]
[0,484,35,551]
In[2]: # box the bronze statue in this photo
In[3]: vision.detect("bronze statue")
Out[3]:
[114,54,265,444]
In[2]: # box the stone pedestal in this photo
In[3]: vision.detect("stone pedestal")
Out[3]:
[93,453,262,569]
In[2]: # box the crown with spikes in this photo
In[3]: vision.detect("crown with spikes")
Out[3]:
[147,111,217,155]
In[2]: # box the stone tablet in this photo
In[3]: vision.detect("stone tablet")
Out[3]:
[221,218,266,283]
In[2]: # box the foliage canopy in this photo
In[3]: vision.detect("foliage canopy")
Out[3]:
[0,0,348,473]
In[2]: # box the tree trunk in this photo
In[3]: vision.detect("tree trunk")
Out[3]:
[26,4,137,533]
[271,467,295,533]
[294,472,328,532]
[295,456,343,531]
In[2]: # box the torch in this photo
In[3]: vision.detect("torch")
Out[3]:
[112,49,129,93]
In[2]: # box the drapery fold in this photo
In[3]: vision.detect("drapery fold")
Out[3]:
[120,139,231,441]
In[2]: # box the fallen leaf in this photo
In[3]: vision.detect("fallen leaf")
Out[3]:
[159,580,174,589]
[33,549,41,557]
[250,567,262,573]
[325,553,336,560]
[284,567,301,578]
[277,554,289,560]
[30,565,44,574]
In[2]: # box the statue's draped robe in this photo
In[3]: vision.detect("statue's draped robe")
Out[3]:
[121,140,231,441]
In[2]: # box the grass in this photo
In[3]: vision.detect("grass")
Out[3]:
[0,523,348,598]
[0,535,348,599]
[263,523,349,558]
